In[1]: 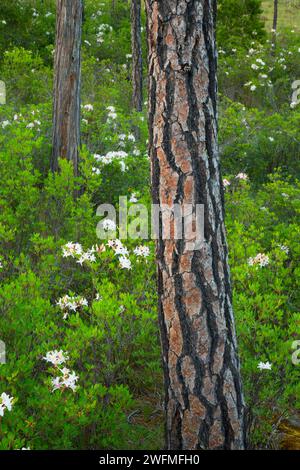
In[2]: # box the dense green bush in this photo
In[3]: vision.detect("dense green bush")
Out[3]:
[219,98,300,182]
[218,0,266,48]
[224,173,300,447]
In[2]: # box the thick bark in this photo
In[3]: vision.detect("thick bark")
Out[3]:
[146,0,246,450]
[51,0,83,175]
[131,0,143,112]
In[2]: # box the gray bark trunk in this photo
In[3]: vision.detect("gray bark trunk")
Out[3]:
[51,0,83,175]
[146,0,246,450]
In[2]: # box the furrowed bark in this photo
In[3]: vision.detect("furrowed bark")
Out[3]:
[146,0,246,450]
[51,0,83,175]
[131,0,143,112]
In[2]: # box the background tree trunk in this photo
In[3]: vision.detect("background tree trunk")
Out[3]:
[146,0,246,450]
[273,0,278,31]
[51,0,83,175]
[130,0,143,112]
[272,0,278,48]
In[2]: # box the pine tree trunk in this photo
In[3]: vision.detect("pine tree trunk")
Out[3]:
[51,0,83,175]
[146,0,246,450]
[131,0,143,112]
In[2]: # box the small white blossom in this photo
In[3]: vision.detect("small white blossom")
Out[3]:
[1,120,11,128]
[83,104,94,111]
[102,219,116,231]
[77,247,96,265]
[44,350,69,366]
[62,242,83,258]
[129,193,138,203]
[0,392,13,415]
[114,245,129,257]
[127,133,136,142]
[278,244,289,254]
[51,369,79,392]
[56,295,88,319]
[236,172,248,181]
[248,253,269,267]
[134,246,150,258]
[257,361,272,370]
[119,256,132,270]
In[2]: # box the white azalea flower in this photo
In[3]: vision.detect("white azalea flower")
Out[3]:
[129,193,138,203]
[248,253,269,267]
[257,361,272,370]
[102,219,116,231]
[44,350,69,366]
[1,392,13,412]
[119,256,132,270]
[236,172,248,180]
[134,246,150,258]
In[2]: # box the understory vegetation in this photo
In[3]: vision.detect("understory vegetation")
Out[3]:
[0,0,299,449]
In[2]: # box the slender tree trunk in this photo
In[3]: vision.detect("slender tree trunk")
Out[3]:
[51,0,83,175]
[272,0,278,48]
[146,0,246,450]
[131,0,143,112]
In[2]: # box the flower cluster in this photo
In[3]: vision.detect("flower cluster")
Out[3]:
[102,219,117,232]
[43,351,79,393]
[257,361,272,371]
[62,242,96,265]
[118,133,135,146]
[95,151,128,165]
[51,368,79,393]
[248,253,269,267]
[26,120,41,130]
[83,104,94,112]
[94,150,128,173]
[77,248,97,265]
[106,105,117,120]
[236,172,248,181]
[62,242,83,258]
[96,24,113,44]
[278,244,289,254]
[0,392,13,417]
[43,350,69,366]
[1,120,10,129]
[107,239,131,270]
[133,245,150,258]
[56,295,88,319]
